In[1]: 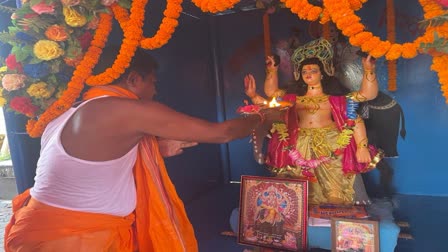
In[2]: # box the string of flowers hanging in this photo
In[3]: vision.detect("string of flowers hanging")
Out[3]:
[1,0,448,138]
[86,0,148,86]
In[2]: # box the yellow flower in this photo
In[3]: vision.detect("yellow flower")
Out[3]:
[63,7,87,27]
[0,66,6,79]
[0,97,6,107]
[33,40,64,61]
[27,82,54,99]
[0,87,5,107]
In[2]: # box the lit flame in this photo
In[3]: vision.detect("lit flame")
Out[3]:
[269,97,281,107]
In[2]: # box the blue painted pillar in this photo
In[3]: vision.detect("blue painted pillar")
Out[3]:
[3,109,40,193]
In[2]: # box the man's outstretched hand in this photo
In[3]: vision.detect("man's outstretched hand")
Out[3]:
[157,138,198,157]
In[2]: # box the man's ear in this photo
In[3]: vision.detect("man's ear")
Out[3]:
[126,71,141,88]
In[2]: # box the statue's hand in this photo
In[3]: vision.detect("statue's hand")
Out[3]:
[157,138,198,158]
[265,55,278,71]
[356,147,372,163]
[244,74,257,98]
[361,55,376,71]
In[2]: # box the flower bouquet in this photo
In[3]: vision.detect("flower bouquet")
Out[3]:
[0,0,130,118]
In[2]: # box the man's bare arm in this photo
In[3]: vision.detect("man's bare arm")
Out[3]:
[124,99,264,143]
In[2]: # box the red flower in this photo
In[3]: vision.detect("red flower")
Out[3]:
[436,0,448,7]
[237,104,261,114]
[78,32,93,51]
[346,120,356,127]
[31,1,56,15]
[5,54,23,72]
[333,148,344,156]
[10,96,39,118]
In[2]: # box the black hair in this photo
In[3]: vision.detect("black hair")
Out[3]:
[92,45,159,82]
[286,57,350,96]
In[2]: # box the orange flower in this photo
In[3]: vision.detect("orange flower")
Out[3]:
[140,0,182,50]
[341,23,365,37]
[401,43,418,58]
[384,43,402,60]
[349,32,373,47]
[192,0,239,13]
[87,0,147,85]
[361,36,381,52]
[369,41,392,59]
[45,25,69,42]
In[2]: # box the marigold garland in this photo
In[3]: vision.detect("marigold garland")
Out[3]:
[18,0,448,138]
[431,55,448,103]
[26,12,113,137]
[85,0,147,86]
[323,0,447,60]
[322,0,448,101]
[140,0,183,50]
[192,0,241,13]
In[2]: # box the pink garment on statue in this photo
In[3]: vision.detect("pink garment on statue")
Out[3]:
[266,94,377,174]
[31,97,138,217]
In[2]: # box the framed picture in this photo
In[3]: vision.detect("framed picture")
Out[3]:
[238,175,308,252]
[331,218,379,252]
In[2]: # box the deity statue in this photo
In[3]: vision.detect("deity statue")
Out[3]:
[244,38,383,205]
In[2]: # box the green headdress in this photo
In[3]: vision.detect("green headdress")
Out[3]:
[291,38,335,80]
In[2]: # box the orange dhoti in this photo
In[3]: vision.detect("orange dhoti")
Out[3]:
[5,190,135,252]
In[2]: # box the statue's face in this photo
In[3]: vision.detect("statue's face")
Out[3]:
[301,64,322,86]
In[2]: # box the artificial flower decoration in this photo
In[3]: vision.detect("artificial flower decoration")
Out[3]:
[0,0,131,134]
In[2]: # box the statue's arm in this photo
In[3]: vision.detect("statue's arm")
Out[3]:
[349,55,378,102]
[353,117,372,163]
[264,55,283,98]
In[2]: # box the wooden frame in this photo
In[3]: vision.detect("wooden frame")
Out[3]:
[238,175,308,251]
[331,218,380,252]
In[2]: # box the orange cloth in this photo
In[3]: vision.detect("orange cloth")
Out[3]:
[4,189,135,251]
[4,85,198,252]
[85,85,198,251]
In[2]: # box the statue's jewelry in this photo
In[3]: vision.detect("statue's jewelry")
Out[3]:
[308,85,322,91]
[292,38,335,80]
[297,95,329,114]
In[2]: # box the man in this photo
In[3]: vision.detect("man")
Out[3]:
[4,48,279,252]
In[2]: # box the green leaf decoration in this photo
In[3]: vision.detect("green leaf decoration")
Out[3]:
[11,45,29,62]
[419,12,448,29]
[0,32,18,45]
[419,32,448,54]
[118,0,132,9]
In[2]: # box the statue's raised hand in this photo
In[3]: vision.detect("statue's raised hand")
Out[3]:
[244,74,257,98]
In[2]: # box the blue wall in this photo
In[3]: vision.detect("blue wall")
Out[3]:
[139,1,226,202]
[213,0,448,196]
[357,0,448,196]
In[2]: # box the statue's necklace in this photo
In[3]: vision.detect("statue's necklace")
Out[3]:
[297,95,329,114]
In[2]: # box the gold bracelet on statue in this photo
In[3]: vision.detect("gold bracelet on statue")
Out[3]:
[355,116,364,124]
[357,138,368,149]
[365,69,376,82]
[272,89,286,98]
[347,92,368,102]
[266,68,278,74]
